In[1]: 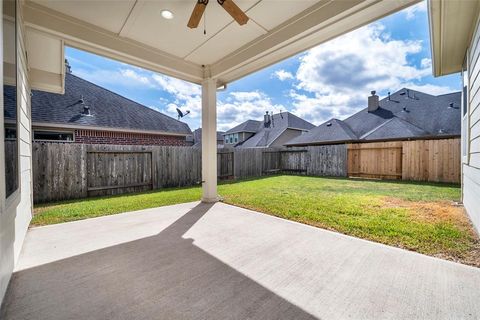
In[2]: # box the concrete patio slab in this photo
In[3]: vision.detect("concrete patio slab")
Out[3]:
[1,201,480,320]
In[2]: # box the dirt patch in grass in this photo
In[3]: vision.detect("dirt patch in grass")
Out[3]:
[384,197,466,223]
[383,197,480,267]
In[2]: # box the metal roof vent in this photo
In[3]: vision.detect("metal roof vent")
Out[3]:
[448,102,459,109]
[79,97,92,116]
[326,122,332,127]
[81,104,92,116]
[402,106,409,112]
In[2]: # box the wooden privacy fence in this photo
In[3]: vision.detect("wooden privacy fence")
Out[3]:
[347,138,461,183]
[32,143,348,203]
[33,143,201,203]
[261,145,347,176]
[348,142,403,180]
[32,139,459,203]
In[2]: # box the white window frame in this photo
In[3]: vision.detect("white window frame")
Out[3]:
[2,0,21,211]
[33,129,75,142]
[462,53,470,164]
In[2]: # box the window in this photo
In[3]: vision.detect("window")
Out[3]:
[34,130,74,142]
[234,133,238,143]
[461,55,469,162]
[3,0,18,199]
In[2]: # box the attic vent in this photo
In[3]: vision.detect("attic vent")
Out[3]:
[402,106,409,112]
[326,122,332,127]
[438,129,445,134]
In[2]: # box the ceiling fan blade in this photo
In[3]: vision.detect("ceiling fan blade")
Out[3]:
[187,1,208,29]
[218,0,249,26]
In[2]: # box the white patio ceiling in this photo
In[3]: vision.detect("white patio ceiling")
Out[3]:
[24,0,419,88]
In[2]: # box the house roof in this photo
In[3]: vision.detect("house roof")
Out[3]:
[287,118,358,145]
[225,120,263,134]
[190,128,225,147]
[286,88,461,146]
[15,73,191,135]
[235,112,315,148]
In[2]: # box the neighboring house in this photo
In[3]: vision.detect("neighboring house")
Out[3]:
[5,72,192,145]
[428,1,480,233]
[224,120,262,146]
[187,128,225,148]
[286,89,461,146]
[224,112,315,148]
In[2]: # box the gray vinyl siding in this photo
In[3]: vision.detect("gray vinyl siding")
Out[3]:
[464,11,480,233]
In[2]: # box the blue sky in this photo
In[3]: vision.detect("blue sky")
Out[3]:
[66,1,460,131]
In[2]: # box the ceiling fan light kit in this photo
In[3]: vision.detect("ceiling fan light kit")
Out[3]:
[187,0,249,29]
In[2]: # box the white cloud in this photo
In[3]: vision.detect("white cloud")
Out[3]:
[74,67,156,89]
[152,74,202,120]
[229,91,264,101]
[217,92,284,131]
[149,73,285,130]
[404,1,427,20]
[273,69,294,81]
[401,83,455,96]
[120,69,154,87]
[420,58,432,69]
[289,22,447,124]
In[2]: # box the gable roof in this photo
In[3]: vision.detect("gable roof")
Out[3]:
[225,120,262,134]
[18,73,191,135]
[287,118,357,145]
[361,117,428,140]
[237,112,315,148]
[286,88,461,146]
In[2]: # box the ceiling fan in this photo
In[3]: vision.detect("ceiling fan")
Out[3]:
[187,0,249,29]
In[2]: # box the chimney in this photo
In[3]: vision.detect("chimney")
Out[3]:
[263,111,271,128]
[368,90,379,112]
[65,59,72,74]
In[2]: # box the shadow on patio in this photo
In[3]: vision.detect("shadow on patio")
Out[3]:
[0,203,317,320]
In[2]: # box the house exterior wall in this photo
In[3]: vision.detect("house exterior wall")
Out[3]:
[73,129,187,146]
[0,0,33,303]
[271,129,305,147]
[464,11,480,233]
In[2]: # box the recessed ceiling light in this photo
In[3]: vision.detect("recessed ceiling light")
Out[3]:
[161,10,174,20]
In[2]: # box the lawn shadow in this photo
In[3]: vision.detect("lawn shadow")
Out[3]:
[1,203,318,320]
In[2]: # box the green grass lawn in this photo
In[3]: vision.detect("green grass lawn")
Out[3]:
[33,175,479,266]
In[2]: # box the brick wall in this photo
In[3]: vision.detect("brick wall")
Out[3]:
[74,129,187,146]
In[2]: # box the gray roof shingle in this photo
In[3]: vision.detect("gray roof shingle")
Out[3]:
[286,88,461,146]
[225,120,262,134]
[24,73,191,135]
[237,112,315,148]
[287,118,357,145]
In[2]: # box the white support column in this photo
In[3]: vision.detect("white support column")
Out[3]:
[201,78,218,203]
